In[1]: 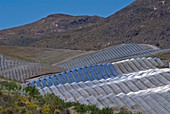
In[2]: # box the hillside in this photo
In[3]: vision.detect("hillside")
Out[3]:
[0,81,134,114]
[0,0,170,113]
[0,46,91,77]
[0,14,103,50]
[0,0,170,50]
[0,46,89,65]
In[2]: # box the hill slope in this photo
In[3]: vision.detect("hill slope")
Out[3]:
[0,0,170,50]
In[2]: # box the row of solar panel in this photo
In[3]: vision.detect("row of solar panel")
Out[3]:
[0,55,43,82]
[37,69,170,113]
[126,85,170,114]
[38,70,170,98]
[26,63,119,87]
[26,57,164,88]
[0,60,27,70]
[57,43,148,70]
[112,57,164,74]
[0,64,42,82]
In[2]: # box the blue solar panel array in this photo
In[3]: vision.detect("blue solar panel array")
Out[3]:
[26,63,119,87]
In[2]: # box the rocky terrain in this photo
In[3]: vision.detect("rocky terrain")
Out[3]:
[0,0,170,50]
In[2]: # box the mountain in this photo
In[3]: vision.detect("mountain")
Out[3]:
[0,14,103,49]
[0,0,170,50]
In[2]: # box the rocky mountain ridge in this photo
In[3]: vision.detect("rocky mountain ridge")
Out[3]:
[0,0,170,50]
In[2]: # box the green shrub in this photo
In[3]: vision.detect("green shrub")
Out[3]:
[100,108,113,114]
[42,94,67,111]
[24,86,40,98]
[117,109,132,114]
[0,89,2,95]
[74,102,87,113]
[42,104,51,114]
[54,109,60,114]
[1,81,21,90]
[0,106,3,113]
[0,80,136,114]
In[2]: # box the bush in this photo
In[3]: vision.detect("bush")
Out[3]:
[42,104,51,114]
[0,106,3,113]
[0,89,2,95]
[0,80,137,114]
[42,94,69,112]
[1,81,21,90]
[54,109,60,114]
[74,103,87,113]
[100,108,113,114]
[117,111,131,114]
[116,109,141,114]
[24,86,40,98]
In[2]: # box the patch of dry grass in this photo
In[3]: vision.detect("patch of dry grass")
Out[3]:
[0,46,87,65]
[153,51,170,61]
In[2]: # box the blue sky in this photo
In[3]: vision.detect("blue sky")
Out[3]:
[0,0,134,30]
